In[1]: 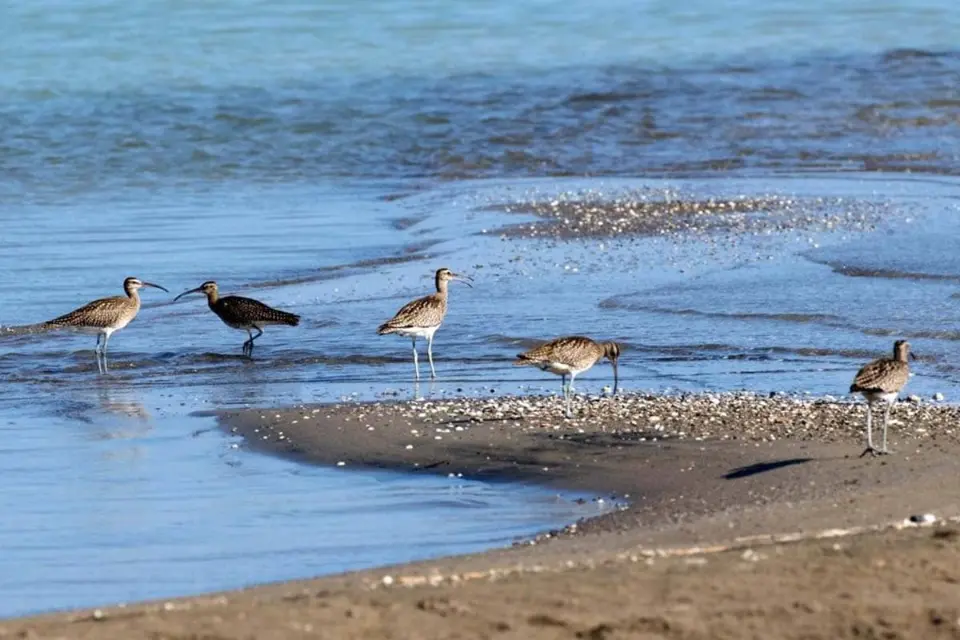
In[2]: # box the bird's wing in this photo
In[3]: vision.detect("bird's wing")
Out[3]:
[851,358,909,393]
[44,296,129,329]
[379,294,444,331]
[515,336,597,365]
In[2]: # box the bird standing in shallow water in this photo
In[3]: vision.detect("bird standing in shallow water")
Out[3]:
[377,267,472,380]
[514,336,621,418]
[174,281,300,357]
[43,276,168,372]
[850,340,915,457]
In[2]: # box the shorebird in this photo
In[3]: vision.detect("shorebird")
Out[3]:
[514,336,621,418]
[174,281,300,357]
[43,277,168,369]
[850,340,915,457]
[377,267,473,380]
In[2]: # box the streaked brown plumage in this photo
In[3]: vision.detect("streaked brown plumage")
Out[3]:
[43,277,168,366]
[377,267,472,380]
[850,340,914,456]
[174,281,300,357]
[514,336,621,417]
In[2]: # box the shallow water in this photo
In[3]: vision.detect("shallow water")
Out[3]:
[3,0,960,620]
[0,384,607,617]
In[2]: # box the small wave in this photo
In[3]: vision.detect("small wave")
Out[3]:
[814,261,960,283]
[599,298,845,325]
[8,49,960,195]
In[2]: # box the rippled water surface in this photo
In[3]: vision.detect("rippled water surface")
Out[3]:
[2,0,960,619]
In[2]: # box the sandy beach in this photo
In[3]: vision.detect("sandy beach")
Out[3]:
[5,392,960,639]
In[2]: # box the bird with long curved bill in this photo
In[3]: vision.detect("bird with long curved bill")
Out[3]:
[850,339,916,457]
[43,276,168,372]
[377,267,473,380]
[174,281,300,357]
[514,336,621,418]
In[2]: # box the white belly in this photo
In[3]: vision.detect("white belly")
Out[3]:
[862,391,898,405]
[393,326,439,340]
[538,362,590,377]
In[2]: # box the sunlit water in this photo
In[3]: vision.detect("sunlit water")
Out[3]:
[2,0,960,619]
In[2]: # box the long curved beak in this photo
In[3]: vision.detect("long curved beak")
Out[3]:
[174,286,204,302]
[910,352,918,361]
[451,273,474,288]
[142,281,169,293]
[611,359,619,395]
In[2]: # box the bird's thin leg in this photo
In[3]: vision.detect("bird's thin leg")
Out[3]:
[560,374,567,397]
[859,403,876,457]
[95,333,102,355]
[248,327,264,356]
[243,329,253,357]
[427,333,436,379]
[565,373,577,419]
[882,402,893,454]
[411,337,420,381]
[102,332,111,358]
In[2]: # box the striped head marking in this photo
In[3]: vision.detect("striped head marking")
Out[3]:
[893,339,914,362]
[434,267,473,290]
[602,342,621,394]
[174,280,218,302]
[603,342,621,363]
[124,277,169,294]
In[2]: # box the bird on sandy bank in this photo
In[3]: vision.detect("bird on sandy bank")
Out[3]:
[850,339,915,457]
[43,276,168,371]
[377,267,473,380]
[514,336,621,418]
[174,281,300,357]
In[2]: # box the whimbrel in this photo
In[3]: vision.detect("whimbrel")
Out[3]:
[377,267,472,380]
[850,340,915,456]
[174,281,300,357]
[43,277,168,368]
[514,336,621,418]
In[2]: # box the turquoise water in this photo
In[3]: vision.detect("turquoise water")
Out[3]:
[3,0,960,198]
[2,0,960,618]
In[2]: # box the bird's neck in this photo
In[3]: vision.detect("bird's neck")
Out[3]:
[435,278,449,296]
[206,290,220,305]
[125,287,141,305]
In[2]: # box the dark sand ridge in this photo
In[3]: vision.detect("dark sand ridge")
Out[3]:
[7,393,960,639]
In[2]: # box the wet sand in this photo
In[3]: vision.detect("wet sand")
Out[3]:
[7,392,960,638]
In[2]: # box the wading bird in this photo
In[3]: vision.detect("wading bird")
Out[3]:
[377,267,472,380]
[514,336,621,418]
[174,281,300,357]
[850,339,914,456]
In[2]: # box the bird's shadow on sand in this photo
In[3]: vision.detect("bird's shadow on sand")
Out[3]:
[723,458,813,480]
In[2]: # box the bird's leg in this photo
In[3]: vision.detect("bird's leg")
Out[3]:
[565,373,577,419]
[95,333,102,355]
[411,337,420,381]
[426,333,437,379]
[243,329,253,357]
[560,374,567,398]
[102,332,111,358]
[882,402,894,454]
[859,403,878,457]
[248,327,264,356]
